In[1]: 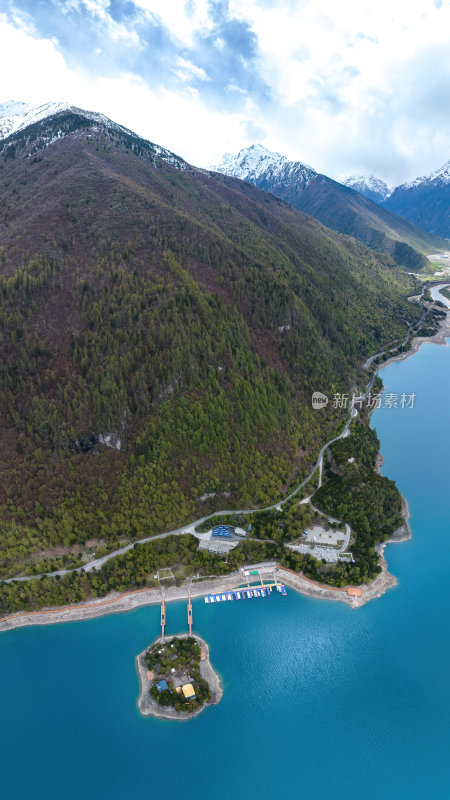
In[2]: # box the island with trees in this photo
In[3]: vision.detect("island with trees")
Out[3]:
[136,634,222,720]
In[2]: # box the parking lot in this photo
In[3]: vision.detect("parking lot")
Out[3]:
[287,522,353,563]
[302,524,346,546]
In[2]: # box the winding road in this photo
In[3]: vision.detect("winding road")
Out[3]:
[3,403,359,584]
[3,285,448,586]
[363,285,428,370]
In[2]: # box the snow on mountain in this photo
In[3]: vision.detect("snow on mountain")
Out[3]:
[382,159,450,238]
[0,100,73,140]
[400,160,450,190]
[0,99,138,142]
[212,144,317,187]
[0,99,186,170]
[343,174,391,202]
[213,144,289,180]
[342,162,450,207]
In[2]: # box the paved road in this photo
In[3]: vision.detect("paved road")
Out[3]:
[4,289,442,585]
[363,287,428,370]
[1,396,361,584]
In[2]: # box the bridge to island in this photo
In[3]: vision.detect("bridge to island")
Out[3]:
[156,561,363,641]
[159,564,291,639]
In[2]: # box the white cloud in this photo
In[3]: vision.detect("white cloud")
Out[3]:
[133,0,213,46]
[0,13,248,166]
[175,57,210,83]
[1,1,450,182]
[59,0,141,44]
[225,0,450,180]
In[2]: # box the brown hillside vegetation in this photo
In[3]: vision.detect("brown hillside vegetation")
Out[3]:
[0,109,421,583]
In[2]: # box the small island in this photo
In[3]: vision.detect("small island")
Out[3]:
[136,634,222,720]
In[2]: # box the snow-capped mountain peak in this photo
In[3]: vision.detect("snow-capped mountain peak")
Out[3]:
[342,174,391,202]
[212,144,317,187]
[402,160,450,190]
[214,144,288,180]
[0,100,72,140]
[0,99,187,171]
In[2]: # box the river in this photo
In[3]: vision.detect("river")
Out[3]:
[0,322,449,799]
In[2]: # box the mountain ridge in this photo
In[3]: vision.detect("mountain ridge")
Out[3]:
[382,160,450,238]
[0,100,72,139]
[0,104,422,585]
[0,99,188,172]
[214,145,448,267]
[212,144,316,187]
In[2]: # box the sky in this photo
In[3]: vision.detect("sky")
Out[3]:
[0,0,450,185]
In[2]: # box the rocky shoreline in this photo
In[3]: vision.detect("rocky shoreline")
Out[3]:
[389,496,412,543]
[136,633,222,721]
[1,301,447,634]
[278,566,397,608]
[0,558,398,633]
[0,440,416,632]
[377,301,450,371]
[364,297,450,586]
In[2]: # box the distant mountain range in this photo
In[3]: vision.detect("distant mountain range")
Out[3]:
[0,100,422,580]
[213,145,448,266]
[340,164,450,240]
[2,104,448,249]
[381,161,450,239]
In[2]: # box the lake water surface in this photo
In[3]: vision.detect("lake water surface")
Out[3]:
[1,338,449,799]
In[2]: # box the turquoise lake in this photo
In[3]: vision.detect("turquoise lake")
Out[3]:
[1,339,450,799]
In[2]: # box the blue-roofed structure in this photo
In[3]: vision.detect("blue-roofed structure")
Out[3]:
[212,524,235,537]
[156,679,169,693]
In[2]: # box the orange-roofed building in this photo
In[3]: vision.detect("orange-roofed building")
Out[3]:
[182,683,196,700]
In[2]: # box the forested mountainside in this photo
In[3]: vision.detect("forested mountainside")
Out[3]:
[214,145,448,269]
[0,109,421,579]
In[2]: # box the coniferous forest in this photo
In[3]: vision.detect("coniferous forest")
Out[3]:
[0,110,428,612]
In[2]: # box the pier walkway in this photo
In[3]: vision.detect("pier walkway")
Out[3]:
[188,588,193,634]
[205,578,287,604]
[160,589,166,641]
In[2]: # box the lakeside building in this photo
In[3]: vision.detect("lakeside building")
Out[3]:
[181,684,196,700]
[212,525,235,537]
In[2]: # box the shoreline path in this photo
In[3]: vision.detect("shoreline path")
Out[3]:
[2,283,450,588]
